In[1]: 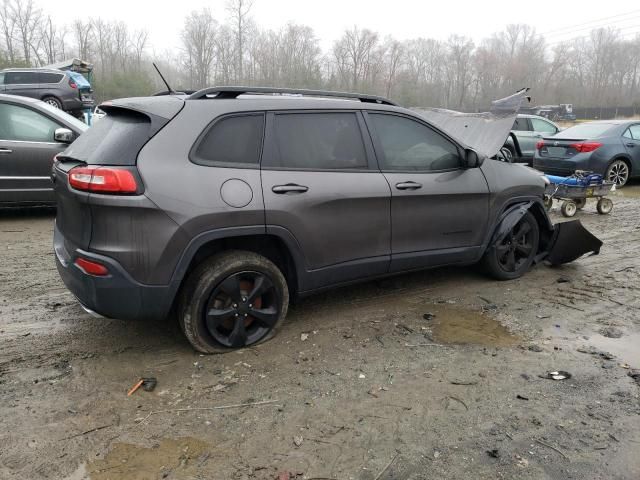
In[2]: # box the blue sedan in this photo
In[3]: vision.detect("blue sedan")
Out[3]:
[533,120,640,187]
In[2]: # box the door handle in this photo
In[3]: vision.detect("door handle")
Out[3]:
[272,183,309,194]
[0,148,12,154]
[626,142,635,148]
[395,181,422,190]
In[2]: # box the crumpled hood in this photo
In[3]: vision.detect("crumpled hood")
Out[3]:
[412,88,530,158]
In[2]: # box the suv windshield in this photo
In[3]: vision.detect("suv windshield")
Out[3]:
[554,123,616,139]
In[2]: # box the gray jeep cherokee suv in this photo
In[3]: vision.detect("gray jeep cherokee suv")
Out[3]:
[53,87,600,353]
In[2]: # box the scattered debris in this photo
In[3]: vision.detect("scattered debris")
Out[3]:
[577,346,616,360]
[374,452,399,480]
[358,373,366,379]
[619,363,631,369]
[516,394,529,401]
[142,377,157,392]
[515,454,529,468]
[300,333,309,341]
[535,438,568,459]
[528,344,543,353]
[541,371,572,381]
[628,369,640,385]
[423,312,436,321]
[127,379,144,397]
[557,277,570,283]
[600,326,623,339]
[446,396,468,411]
[293,435,303,447]
[135,400,281,425]
[450,380,478,386]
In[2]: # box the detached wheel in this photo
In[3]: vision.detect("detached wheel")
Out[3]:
[574,198,587,210]
[42,96,62,109]
[561,200,577,217]
[178,251,289,353]
[597,197,613,214]
[482,211,540,280]
[606,159,630,187]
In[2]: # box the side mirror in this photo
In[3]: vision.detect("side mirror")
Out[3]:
[54,128,74,144]
[465,149,484,168]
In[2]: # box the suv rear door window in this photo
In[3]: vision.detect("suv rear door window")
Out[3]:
[369,113,460,171]
[268,112,367,170]
[512,117,529,131]
[4,71,39,84]
[192,114,264,167]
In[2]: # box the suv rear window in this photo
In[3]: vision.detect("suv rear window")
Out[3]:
[191,114,265,167]
[267,112,367,170]
[512,117,529,131]
[61,109,151,165]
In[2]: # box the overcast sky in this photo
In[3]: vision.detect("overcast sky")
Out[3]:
[47,0,640,53]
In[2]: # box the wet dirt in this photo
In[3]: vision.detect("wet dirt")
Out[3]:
[2,190,640,480]
[427,304,520,347]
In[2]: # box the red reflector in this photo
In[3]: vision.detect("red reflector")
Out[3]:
[68,166,138,194]
[536,140,545,150]
[74,258,109,276]
[69,78,78,89]
[569,142,602,153]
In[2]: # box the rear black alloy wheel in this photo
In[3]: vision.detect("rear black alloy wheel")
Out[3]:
[482,211,540,280]
[179,251,288,353]
[606,160,629,187]
[205,271,279,348]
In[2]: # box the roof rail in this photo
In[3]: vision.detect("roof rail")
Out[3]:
[187,86,398,106]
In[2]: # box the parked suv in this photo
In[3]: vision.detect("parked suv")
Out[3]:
[0,68,94,116]
[53,87,599,353]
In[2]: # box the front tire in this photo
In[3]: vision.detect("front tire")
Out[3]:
[606,159,630,187]
[481,211,540,280]
[178,251,289,353]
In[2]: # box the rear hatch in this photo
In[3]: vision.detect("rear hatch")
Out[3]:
[53,96,185,251]
[537,138,589,159]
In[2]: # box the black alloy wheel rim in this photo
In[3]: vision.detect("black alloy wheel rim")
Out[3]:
[496,219,534,273]
[204,271,279,348]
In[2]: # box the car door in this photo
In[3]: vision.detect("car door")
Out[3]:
[365,111,490,272]
[3,71,40,99]
[623,124,640,173]
[0,72,5,92]
[0,101,67,203]
[261,110,391,291]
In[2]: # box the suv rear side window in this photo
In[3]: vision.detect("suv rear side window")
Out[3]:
[39,72,64,84]
[530,118,557,134]
[268,112,367,170]
[370,113,460,171]
[192,114,264,167]
[4,71,38,84]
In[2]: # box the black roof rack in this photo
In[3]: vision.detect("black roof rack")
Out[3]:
[187,86,397,106]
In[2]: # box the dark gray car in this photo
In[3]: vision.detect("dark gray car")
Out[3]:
[53,87,601,353]
[533,120,640,187]
[0,68,94,115]
[0,94,87,205]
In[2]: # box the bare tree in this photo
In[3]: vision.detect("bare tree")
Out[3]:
[226,0,254,83]
[332,26,379,91]
[181,9,218,88]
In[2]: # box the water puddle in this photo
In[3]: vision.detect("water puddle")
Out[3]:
[587,331,640,367]
[87,437,212,480]
[427,304,520,347]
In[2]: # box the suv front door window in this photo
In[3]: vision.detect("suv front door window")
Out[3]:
[367,112,490,271]
[261,111,391,287]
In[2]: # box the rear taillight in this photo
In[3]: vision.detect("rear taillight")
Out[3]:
[74,257,109,276]
[536,140,545,150]
[68,78,77,89]
[68,166,139,194]
[569,142,602,153]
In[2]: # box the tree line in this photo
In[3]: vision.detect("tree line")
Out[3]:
[1,0,640,111]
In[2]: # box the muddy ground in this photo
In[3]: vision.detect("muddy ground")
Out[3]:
[1,187,640,480]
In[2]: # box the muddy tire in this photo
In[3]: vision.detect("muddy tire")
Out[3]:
[481,211,540,280]
[561,200,577,217]
[596,197,613,214]
[178,250,289,354]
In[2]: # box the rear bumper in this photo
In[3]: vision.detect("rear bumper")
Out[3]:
[54,221,172,321]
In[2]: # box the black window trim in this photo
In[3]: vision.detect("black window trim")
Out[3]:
[363,110,466,174]
[261,109,378,173]
[627,123,640,141]
[188,111,266,169]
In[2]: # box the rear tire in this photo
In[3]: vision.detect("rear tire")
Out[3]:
[606,159,630,187]
[178,250,289,353]
[42,96,62,109]
[596,197,613,214]
[561,200,577,217]
[482,211,540,280]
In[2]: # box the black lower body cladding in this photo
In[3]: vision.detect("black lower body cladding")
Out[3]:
[546,220,603,266]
